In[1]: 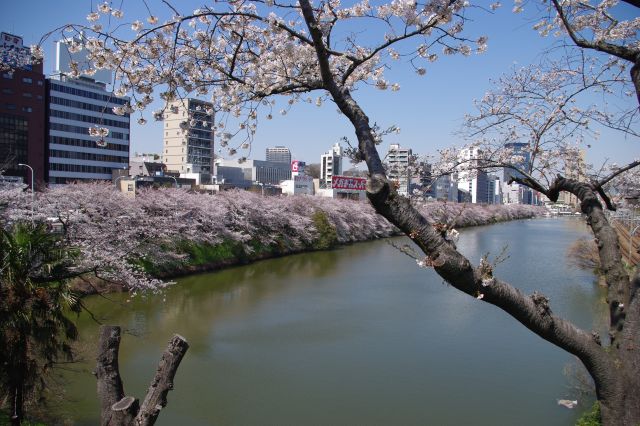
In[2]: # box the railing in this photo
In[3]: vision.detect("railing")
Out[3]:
[607,210,640,266]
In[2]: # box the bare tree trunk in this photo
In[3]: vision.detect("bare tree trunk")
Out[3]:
[95,326,126,425]
[134,335,189,426]
[95,325,189,426]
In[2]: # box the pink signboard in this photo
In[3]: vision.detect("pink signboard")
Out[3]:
[331,175,366,191]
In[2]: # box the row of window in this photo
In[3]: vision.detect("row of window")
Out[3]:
[2,73,44,86]
[50,109,129,129]
[50,135,129,152]
[50,122,129,140]
[3,103,34,113]
[50,149,128,164]
[50,96,129,117]
[0,114,29,130]
[50,162,121,174]
[49,82,128,105]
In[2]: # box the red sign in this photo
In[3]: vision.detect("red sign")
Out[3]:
[331,175,366,191]
[291,160,299,172]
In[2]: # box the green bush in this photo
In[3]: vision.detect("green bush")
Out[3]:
[312,210,338,250]
[576,402,601,426]
[179,240,244,266]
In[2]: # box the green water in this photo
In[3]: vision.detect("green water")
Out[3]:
[55,217,605,425]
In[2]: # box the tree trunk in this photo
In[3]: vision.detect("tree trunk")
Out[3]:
[95,325,188,426]
[95,325,125,426]
[135,334,189,426]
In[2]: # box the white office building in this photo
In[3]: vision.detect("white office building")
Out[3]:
[320,142,343,188]
[47,39,130,184]
[387,143,412,196]
[266,146,291,164]
[456,147,490,204]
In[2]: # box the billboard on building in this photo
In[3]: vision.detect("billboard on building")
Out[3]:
[331,175,366,191]
[1,32,32,70]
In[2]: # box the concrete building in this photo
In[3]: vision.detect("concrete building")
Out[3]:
[320,142,343,188]
[47,74,130,183]
[266,146,291,164]
[162,98,214,183]
[457,147,490,204]
[433,174,459,201]
[558,150,586,209]
[387,143,412,196]
[502,142,531,182]
[46,38,130,184]
[217,158,291,185]
[488,174,502,204]
[281,174,314,196]
[0,32,46,189]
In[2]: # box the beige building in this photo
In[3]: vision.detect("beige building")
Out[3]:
[162,99,214,182]
[558,150,586,209]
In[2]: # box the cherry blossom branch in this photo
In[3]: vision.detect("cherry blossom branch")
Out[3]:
[297,0,613,395]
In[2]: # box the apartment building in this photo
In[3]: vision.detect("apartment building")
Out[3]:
[162,98,214,183]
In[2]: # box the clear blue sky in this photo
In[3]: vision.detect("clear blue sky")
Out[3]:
[1,1,637,168]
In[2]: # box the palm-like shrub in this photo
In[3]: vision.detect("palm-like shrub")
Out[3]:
[0,222,81,425]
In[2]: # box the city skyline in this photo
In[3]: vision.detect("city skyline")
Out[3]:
[1,1,637,168]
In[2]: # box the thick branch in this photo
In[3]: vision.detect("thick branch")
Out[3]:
[548,177,630,345]
[551,0,638,63]
[95,325,126,426]
[135,334,189,426]
[596,160,640,188]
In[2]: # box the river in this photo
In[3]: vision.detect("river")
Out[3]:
[55,217,606,425]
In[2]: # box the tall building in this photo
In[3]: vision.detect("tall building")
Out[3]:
[434,173,458,201]
[47,39,130,184]
[47,74,130,184]
[457,147,490,203]
[502,142,531,182]
[320,142,343,188]
[162,98,214,183]
[558,150,586,209]
[387,143,412,196]
[266,146,291,164]
[0,32,46,189]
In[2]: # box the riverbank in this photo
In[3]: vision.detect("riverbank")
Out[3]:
[71,196,544,294]
[2,183,543,294]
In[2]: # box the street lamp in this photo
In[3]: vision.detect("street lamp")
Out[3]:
[18,163,34,219]
[169,176,178,188]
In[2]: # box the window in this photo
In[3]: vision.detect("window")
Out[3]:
[37,80,43,86]
[6,103,16,110]
[23,92,32,98]
[22,77,32,84]
[36,95,42,100]
[1,88,13,94]
[21,106,32,113]
[2,73,13,79]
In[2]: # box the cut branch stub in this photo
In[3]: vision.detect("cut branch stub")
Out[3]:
[95,325,189,426]
[135,334,190,426]
[109,396,139,425]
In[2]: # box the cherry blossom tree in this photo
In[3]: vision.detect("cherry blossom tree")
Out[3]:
[27,0,639,423]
